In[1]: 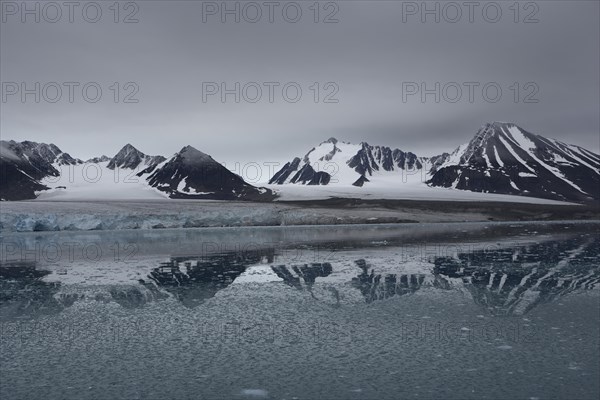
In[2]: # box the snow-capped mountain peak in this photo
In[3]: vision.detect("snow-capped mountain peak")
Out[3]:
[0,140,83,200]
[146,145,274,200]
[269,122,599,203]
[271,138,424,186]
[428,122,600,202]
[176,145,215,164]
[2,122,598,203]
[302,138,350,164]
[86,155,111,163]
[107,144,166,170]
[1,140,273,201]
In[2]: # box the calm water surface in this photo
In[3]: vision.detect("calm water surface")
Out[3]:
[1,222,599,399]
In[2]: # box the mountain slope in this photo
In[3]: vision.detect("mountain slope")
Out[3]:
[269,122,599,203]
[107,143,165,170]
[146,145,275,201]
[3,122,598,203]
[427,122,600,202]
[2,141,274,201]
[269,137,431,186]
[0,140,82,200]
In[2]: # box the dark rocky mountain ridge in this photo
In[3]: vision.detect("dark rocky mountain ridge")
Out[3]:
[270,122,599,203]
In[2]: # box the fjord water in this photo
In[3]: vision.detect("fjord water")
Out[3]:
[1,222,599,400]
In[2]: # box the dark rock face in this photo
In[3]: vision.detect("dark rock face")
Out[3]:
[86,155,111,163]
[290,164,331,185]
[55,153,82,166]
[3,122,598,203]
[269,138,340,185]
[107,144,143,169]
[0,160,50,201]
[428,122,600,202]
[0,140,77,200]
[107,143,166,170]
[270,137,426,185]
[146,145,275,201]
[1,141,274,202]
[270,122,599,203]
[269,157,302,184]
[352,175,370,187]
[269,157,332,185]
[348,143,422,176]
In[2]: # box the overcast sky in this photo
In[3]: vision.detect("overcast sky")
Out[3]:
[1,0,599,172]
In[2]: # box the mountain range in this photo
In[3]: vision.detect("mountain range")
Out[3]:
[1,122,598,202]
[270,122,599,203]
[0,141,274,201]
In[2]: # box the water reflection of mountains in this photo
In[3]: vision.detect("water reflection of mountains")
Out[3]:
[1,235,598,318]
[356,236,599,314]
[0,262,80,319]
[141,250,275,307]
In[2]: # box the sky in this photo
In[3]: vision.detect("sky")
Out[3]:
[1,0,599,174]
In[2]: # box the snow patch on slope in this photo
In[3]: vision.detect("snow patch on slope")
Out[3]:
[37,162,167,201]
[505,126,587,194]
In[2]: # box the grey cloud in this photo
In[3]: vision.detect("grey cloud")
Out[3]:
[1,1,598,167]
